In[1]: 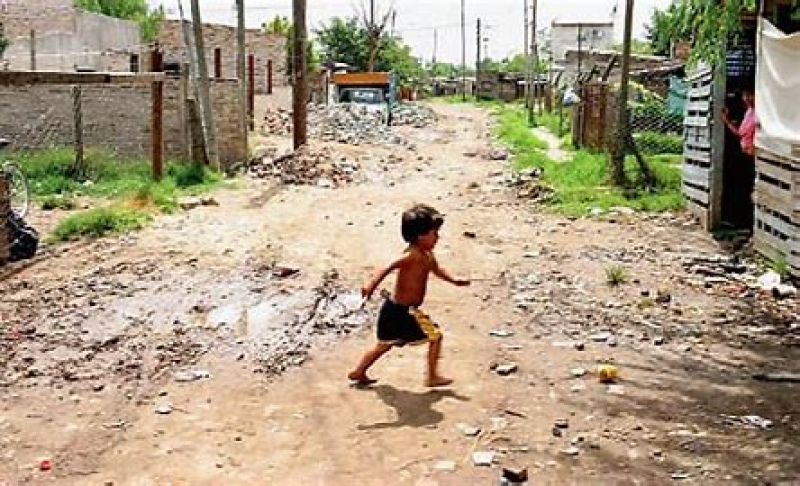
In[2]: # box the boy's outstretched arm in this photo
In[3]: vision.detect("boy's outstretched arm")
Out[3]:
[431,255,471,287]
[362,255,410,299]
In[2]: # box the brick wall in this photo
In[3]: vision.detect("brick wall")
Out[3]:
[157,20,287,93]
[0,0,76,40]
[0,72,245,167]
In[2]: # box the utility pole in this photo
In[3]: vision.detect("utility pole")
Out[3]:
[432,28,438,66]
[527,0,537,125]
[476,18,481,94]
[611,0,634,185]
[236,0,248,159]
[190,0,220,170]
[523,0,529,60]
[292,0,308,149]
[577,24,583,80]
[370,0,375,26]
[460,0,466,101]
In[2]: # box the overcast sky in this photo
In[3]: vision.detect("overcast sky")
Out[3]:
[148,0,673,63]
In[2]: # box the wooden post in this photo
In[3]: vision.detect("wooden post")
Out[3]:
[190,0,220,170]
[30,30,36,71]
[610,0,634,185]
[236,0,248,163]
[152,80,164,181]
[267,59,273,94]
[214,47,222,79]
[292,0,308,149]
[72,86,84,175]
[248,53,255,130]
[0,175,8,264]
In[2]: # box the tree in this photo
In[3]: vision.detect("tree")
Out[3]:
[264,15,320,77]
[74,0,164,41]
[315,16,422,84]
[316,17,369,70]
[646,0,757,65]
[263,15,291,36]
[358,1,394,72]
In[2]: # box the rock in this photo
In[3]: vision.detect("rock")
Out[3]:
[178,197,202,211]
[561,446,580,456]
[463,231,477,238]
[489,329,514,338]
[154,403,173,415]
[653,336,666,346]
[570,367,587,378]
[772,284,796,299]
[496,364,518,376]
[456,423,481,436]
[554,419,569,429]
[472,451,495,466]
[434,460,457,472]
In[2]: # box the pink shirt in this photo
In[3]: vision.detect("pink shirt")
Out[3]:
[739,107,756,155]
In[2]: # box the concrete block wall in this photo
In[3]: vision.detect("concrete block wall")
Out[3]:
[0,0,76,40]
[157,20,287,93]
[0,72,245,167]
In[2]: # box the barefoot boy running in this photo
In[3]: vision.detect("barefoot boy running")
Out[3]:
[348,203,470,387]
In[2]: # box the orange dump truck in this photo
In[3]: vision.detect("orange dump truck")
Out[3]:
[329,71,397,125]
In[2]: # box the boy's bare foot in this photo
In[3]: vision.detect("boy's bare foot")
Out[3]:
[425,376,453,387]
[348,371,378,385]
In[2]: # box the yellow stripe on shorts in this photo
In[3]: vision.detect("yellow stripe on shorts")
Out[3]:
[411,309,442,343]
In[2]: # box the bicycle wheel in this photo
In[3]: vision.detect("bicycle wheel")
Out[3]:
[4,162,29,219]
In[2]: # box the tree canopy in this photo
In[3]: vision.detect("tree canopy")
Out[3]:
[314,17,423,84]
[646,0,757,65]
[74,0,164,41]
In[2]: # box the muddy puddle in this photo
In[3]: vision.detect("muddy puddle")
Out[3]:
[1,262,372,387]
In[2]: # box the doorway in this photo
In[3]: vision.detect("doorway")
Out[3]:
[720,19,757,230]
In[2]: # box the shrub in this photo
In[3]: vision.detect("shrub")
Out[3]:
[51,207,151,241]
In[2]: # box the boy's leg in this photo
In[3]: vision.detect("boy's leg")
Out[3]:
[425,337,453,387]
[348,342,392,384]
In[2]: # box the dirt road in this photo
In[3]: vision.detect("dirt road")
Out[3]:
[1,103,798,485]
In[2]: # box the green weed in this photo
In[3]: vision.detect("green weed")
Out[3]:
[605,265,629,286]
[50,206,151,241]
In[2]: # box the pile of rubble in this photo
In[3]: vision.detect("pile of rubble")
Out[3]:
[248,145,360,188]
[391,103,437,128]
[504,167,554,201]
[261,104,407,146]
[262,108,293,136]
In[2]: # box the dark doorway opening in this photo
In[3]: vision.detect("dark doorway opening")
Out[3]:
[720,19,757,230]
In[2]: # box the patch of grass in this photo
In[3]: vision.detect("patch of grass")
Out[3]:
[537,111,571,140]
[495,105,548,151]
[496,104,685,216]
[50,206,151,241]
[16,148,220,200]
[605,265,629,286]
[40,194,77,210]
[771,254,791,280]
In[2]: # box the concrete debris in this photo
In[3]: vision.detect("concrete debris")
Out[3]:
[391,103,438,127]
[504,167,553,201]
[248,146,360,187]
[261,105,408,146]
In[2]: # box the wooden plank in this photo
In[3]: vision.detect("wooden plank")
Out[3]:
[686,100,710,112]
[686,200,710,229]
[685,149,711,164]
[687,66,713,82]
[757,157,799,187]
[683,163,710,188]
[683,183,710,205]
[686,140,712,151]
[684,116,709,128]
[687,84,712,98]
[754,179,793,216]
[755,207,799,252]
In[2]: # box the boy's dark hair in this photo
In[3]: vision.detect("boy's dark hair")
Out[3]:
[401,204,444,243]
